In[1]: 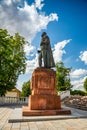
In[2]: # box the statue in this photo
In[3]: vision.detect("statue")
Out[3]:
[38,32,55,68]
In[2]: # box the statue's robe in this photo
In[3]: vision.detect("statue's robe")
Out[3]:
[39,35,55,68]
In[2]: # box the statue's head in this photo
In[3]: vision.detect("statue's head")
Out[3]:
[41,32,47,37]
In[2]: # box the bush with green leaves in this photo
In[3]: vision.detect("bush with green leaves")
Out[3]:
[70,90,86,96]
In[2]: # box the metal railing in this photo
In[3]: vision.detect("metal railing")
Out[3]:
[0,96,28,106]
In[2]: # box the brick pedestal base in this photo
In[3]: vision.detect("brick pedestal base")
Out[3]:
[22,107,71,116]
[22,68,71,116]
[28,95,61,110]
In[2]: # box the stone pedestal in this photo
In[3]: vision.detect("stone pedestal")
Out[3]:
[22,68,71,116]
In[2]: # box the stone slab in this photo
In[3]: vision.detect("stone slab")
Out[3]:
[9,106,87,123]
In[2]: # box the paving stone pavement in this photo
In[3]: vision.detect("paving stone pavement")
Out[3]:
[0,106,87,130]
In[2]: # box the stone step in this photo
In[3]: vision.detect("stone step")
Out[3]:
[22,106,71,116]
[8,107,87,123]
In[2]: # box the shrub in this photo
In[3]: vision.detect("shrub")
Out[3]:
[70,90,86,96]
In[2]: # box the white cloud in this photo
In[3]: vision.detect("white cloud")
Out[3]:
[53,39,71,63]
[3,0,12,5]
[26,53,39,74]
[24,44,35,57]
[70,69,87,91]
[79,51,87,65]
[35,0,44,10]
[0,0,58,42]
[71,76,87,91]
[70,69,87,78]
[3,0,20,5]
[71,51,87,90]
[26,59,36,74]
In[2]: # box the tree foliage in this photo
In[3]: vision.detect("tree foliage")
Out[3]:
[84,77,87,92]
[0,29,27,96]
[70,90,86,96]
[56,62,72,91]
[21,80,31,97]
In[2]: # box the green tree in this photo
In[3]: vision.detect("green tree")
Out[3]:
[84,77,87,92]
[0,29,27,96]
[21,80,31,97]
[56,62,72,91]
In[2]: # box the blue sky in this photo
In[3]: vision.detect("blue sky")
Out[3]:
[0,0,87,91]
